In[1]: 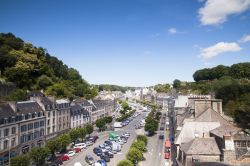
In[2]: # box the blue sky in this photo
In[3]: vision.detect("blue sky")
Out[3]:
[1,0,250,87]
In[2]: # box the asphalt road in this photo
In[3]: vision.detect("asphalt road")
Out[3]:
[62,111,145,166]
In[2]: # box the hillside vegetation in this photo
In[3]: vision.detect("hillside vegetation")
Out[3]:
[175,63,250,129]
[0,33,97,100]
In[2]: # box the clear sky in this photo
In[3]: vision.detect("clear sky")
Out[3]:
[1,0,250,87]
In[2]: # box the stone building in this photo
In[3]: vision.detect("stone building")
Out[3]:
[70,103,90,128]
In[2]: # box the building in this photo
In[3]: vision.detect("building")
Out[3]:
[70,103,90,128]
[0,103,19,164]
[16,101,46,154]
[56,99,71,134]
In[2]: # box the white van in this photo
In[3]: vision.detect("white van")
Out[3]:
[74,143,86,149]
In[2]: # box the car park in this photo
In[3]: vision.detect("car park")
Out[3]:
[85,155,95,165]
[85,140,93,146]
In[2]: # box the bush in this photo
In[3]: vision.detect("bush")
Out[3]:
[137,135,148,146]
[131,141,146,152]
[126,147,143,164]
[117,159,133,166]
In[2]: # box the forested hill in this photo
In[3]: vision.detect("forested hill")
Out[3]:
[174,63,250,129]
[0,33,97,100]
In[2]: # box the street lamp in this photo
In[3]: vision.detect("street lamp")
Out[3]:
[4,138,10,166]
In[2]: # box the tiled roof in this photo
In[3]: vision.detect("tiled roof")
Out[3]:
[181,137,221,155]
[210,124,240,138]
[41,97,54,105]
[0,103,15,119]
[17,101,44,114]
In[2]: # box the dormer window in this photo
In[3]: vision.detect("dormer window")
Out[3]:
[4,118,8,124]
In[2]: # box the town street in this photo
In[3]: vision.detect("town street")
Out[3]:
[62,112,146,166]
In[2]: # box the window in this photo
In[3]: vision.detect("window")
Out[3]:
[52,126,55,132]
[4,128,9,137]
[47,127,50,134]
[3,140,8,149]
[235,141,240,147]
[34,122,39,128]
[53,111,55,116]
[12,127,16,134]
[48,112,50,117]
[40,129,44,137]
[21,135,25,143]
[34,131,39,139]
[21,125,27,132]
[242,141,247,147]
[28,133,33,141]
[0,130,1,137]
[28,123,33,130]
[53,118,55,124]
[40,121,44,127]
[11,138,16,147]
[47,119,50,125]
[248,141,250,147]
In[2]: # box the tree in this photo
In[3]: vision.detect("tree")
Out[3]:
[58,134,71,151]
[46,138,60,157]
[30,147,48,166]
[85,124,94,136]
[95,118,106,131]
[104,116,113,124]
[144,116,158,135]
[137,135,148,146]
[37,75,53,89]
[126,147,143,164]
[69,129,80,142]
[173,79,181,89]
[78,127,87,141]
[117,159,133,166]
[10,154,30,166]
[131,141,146,152]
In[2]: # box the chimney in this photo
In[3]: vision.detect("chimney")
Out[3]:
[223,134,235,150]
[8,101,17,112]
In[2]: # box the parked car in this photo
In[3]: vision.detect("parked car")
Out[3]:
[164,152,171,159]
[74,147,81,153]
[89,136,99,143]
[85,155,95,165]
[97,159,107,166]
[104,151,113,158]
[159,134,164,140]
[66,150,76,157]
[104,140,112,146]
[85,140,93,146]
[100,154,110,162]
[58,154,69,161]
[93,147,102,156]
[74,143,86,149]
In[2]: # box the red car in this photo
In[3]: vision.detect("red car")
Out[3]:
[165,151,171,159]
[59,154,70,161]
[74,147,81,153]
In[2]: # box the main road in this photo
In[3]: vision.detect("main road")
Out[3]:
[62,111,146,166]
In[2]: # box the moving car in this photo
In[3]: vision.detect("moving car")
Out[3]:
[85,155,95,165]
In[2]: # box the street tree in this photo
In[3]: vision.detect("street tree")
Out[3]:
[131,141,146,152]
[95,118,106,131]
[137,135,148,145]
[58,134,71,151]
[46,138,60,157]
[126,147,143,164]
[30,147,48,166]
[104,116,113,124]
[69,129,80,142]
[78,127,87,141]
[85,124,94,136]
[117,159,133,166]
[10,154,30,166]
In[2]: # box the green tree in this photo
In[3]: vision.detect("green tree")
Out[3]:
[30,147,48,166]
[10,154,30,166]
[126,147,143,164]
[78,127,87,141]
[137,135,148,146]
[117,159,133,166]
[85,124,94,136]
[144,116,158,135]
[173,79,181,89]
[46,138,60,157]
[58,134,71,151]
[95,118,106,131]
[4,89,27,101]
[69,129,80,142]
[37,75,53,89]
[131,141,146,152]
[104,116,113,124]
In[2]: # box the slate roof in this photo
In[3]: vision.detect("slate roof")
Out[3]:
[181,137,221,155]
[74,98,92,106]
[28,91,45,97]
[195,108,233,126]
[0,103,16,119]
[40,97,54,105]
[70,104,89,116]
[210,124,240,138]
[17,101,44,115]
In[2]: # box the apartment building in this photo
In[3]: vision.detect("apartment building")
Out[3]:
[70,103,90,128]
[56,99,70,134]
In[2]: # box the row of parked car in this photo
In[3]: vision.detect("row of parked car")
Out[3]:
[85,132,131,165]
[46,136,99,165]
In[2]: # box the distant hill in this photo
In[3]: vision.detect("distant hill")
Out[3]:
[0,33,97,100]
[96,84,135,93]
